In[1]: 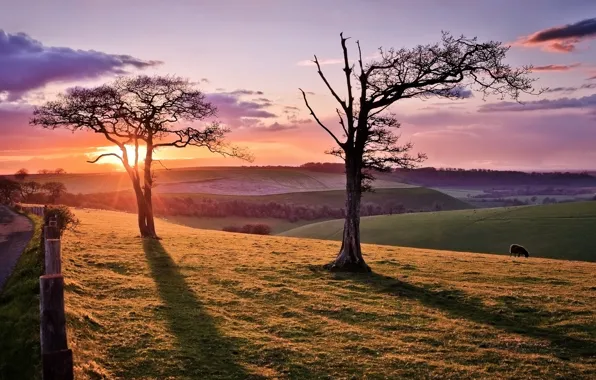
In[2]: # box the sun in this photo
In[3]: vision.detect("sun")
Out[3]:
[87,144,150,170]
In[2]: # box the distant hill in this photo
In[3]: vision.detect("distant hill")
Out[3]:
[281,201,596,262]
[6,166,411,195]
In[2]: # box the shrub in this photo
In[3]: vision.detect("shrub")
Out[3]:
[43,205,80,236]
[250,224,272,235]
[222,224,272,235]
[241,224,254,233]
[222,225,241,233]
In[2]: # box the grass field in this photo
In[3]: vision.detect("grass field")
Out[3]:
[0,214,42,380]
[281,201,596,262]
[159,187,471,210]
[17,167,413,195]
[163,215,319,234]
[59,209,596,379]
[158,187,470,233]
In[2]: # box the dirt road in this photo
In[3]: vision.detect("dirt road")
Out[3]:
[0,205,33,291]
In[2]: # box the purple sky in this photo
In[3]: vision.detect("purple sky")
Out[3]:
[1,0,596,173]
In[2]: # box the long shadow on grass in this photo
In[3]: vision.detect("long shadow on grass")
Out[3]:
[340,270,596,360]
[142,239,263,379]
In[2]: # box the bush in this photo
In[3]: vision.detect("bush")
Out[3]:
[250,224,272,235]
[43,205,80,236]
[222,223,272,235]
[222,225,241,233]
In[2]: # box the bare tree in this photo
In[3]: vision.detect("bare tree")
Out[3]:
[32,75,253,238]
[14,168,29,181]
[300,32,540,272]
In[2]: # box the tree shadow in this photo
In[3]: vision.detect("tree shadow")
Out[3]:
[142,239,264,379]
[339,270,596,360]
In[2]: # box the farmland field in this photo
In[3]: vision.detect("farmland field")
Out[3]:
[19,167,414,195]
[282,201,596,262]
[56,209,596,379]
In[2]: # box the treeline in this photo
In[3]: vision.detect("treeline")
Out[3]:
[392,167,596,187]
[50,192,445,221]
[470,187,595,199]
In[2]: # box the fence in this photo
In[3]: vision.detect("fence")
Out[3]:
[20,205,74,380]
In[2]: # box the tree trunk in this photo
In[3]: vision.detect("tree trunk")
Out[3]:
[132,183,151,237]
[324,157,371,272]
[142,138,158,239]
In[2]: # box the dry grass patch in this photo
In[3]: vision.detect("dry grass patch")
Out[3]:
[62,209,596,379]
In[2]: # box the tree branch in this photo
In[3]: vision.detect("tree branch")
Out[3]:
[313,55,349,112]
[87,153,124,164]
[299,88,344,148]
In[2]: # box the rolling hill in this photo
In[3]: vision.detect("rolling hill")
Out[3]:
[281,201,596,262]
[13,167,414,195]
[53,209,596,379]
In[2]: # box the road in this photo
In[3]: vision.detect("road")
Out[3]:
[0,205,34,291]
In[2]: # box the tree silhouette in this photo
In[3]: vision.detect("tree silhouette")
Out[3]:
[42,182,66,204]
[300,32,540,272]
[32,75,253,238]
[14,168,29,181]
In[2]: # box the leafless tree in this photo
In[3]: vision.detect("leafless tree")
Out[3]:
[14,168,29,181]
[300,32,540,272]
[32,75,253,238]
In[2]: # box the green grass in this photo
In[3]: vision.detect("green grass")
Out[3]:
[281,201,596,262]
[0,213,42,380]
[62,209,596,379]
[158,187,471,233]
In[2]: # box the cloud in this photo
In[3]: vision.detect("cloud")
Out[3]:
[205,92,277,125]
[516,18,596,52]
[545,83,596,93]
[226,89,265,96]
[427,86,473,99]
[296,58,344,66]
[284,106,301,112]
[478,94,596,112]
[532,63,581,71]
[251,122,299,132]
[400,109,596,169]
[0,29,161,100]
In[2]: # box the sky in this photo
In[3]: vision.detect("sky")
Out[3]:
[1,0,596,173]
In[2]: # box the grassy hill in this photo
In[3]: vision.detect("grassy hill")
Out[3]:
[159,187,471,233]
[16,167,413,195]
[281,201,596,262]
[56,209,596,379]
[59,187,471,234]
[160,187,470,210]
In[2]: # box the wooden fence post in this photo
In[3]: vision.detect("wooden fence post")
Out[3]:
[44,239,61,275]
[40,274,73,380]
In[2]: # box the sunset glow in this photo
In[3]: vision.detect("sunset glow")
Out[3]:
[2,1,596,173]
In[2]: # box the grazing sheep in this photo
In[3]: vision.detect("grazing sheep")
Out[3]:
[509,244,529,258]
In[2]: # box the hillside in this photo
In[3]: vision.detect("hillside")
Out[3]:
[55,187,471,234]
[281,201,596,262]
[12,167,413,195]
[59,209,596,379]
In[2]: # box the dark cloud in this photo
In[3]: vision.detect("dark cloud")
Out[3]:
[200,78,210,83]
[0,29,161,100]
[427,86,473,99]
[478,94,596,113]
[517,18,596,52]
[545,83,596,93]
[533,63,581,71]
[251,122,299,132]
[226,89,264,96]
[206,93,276,125]
[284,106,301,112]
